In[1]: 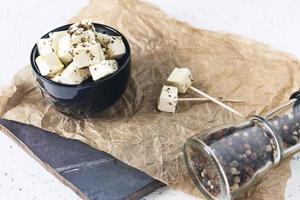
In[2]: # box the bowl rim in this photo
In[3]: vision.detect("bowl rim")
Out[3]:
[30,23,131,88]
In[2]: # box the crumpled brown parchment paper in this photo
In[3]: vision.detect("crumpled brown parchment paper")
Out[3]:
[1,0,300,199]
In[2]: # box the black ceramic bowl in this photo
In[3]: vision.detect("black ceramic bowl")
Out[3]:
[30,23,131,118]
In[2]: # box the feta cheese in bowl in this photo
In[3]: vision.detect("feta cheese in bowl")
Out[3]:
[30,20,131,118]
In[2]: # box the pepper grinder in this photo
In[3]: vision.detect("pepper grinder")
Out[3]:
[184,90,300,200]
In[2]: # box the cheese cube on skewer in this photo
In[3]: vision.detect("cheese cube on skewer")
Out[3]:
[35,52,64,76]
[107,36,126,59]
[51,62,90,85]
[89,60,118,81]
[72,41,105,68]
[157,85,178,113]
[167,67,193,94]
[57,34,73,64]
[37,38,57,56]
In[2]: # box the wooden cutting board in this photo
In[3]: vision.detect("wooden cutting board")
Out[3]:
[0,119,164,200]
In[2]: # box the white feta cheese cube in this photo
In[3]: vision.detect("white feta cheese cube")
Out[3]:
[157,85,178,113]
[49,31,69,53]
[72,41,105,69]
[95,32,112,45]
[37,38,57,56]
[35,52,64,76]
[89,60,118,81]
[51,71,63,82]
[68,19,95,35]
[70,30,96,45]
[51,62,90,85]
[167,67,193,94]
[57,34,73,65]
[49,30,68,40]
[107,36,126,59]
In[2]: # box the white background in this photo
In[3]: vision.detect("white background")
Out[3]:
[1,0,300,199]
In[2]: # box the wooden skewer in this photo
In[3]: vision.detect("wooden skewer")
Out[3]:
[178,97,243,103]
[189,86,245,118]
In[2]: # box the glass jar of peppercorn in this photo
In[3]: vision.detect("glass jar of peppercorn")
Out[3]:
[184,91,300,200]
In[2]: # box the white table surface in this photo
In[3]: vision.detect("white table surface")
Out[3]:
[1,0,300,199]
